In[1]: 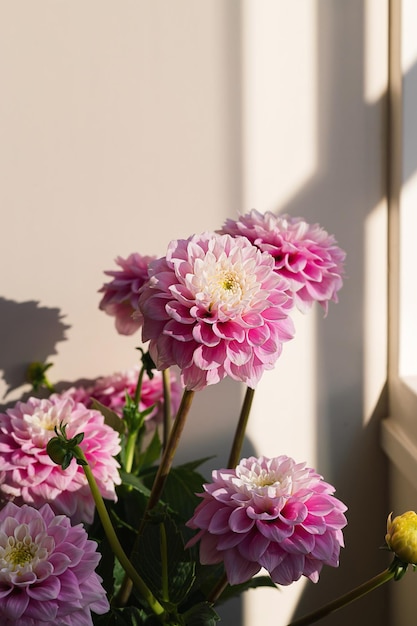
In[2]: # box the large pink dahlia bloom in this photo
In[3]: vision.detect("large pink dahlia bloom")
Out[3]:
[0,396,121,525]
[99,252,156,335]
[186,455,347,586]
[220,210,346,314]
[0,501,109,625]
[139,232,295,391]
[57,366,182,432]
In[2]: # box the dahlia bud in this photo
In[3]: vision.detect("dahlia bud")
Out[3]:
[386,511,417,565]
[46,423,86,470]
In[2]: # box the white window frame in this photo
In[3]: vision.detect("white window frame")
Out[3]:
[381,0,417,489]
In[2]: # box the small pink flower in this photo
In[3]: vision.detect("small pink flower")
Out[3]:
[0,501,109,625]
[57,367,182,432]
[220,210,346,314]
[186,455,347,586]
[0,396,121,525]
[99,252,156,335]
[139,232,295,391]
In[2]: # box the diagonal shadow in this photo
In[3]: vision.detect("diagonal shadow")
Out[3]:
[268,2,417,625]
[0,297,70,404]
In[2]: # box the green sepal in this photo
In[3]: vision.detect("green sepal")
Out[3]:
[138,349,157,380]
[123,393,145,433]
[26,361,54,392]
[46,424,86,470]
[389,555,411,581]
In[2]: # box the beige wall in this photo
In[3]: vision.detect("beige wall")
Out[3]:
[0,2,390,624]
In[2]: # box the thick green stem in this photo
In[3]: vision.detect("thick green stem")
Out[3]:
[124,430,139,474]
[116,388,195,606]
[227,386,255,468]
[75,447,166,620]
[287,568,395,626]
[162,369,172,451]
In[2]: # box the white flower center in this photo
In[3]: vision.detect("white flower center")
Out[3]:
[23,404,70,447]
[236,461,294,498]
[192,251,259,313]
[29,408,60,431]
[208,268,243,303]
[0,524,48,575]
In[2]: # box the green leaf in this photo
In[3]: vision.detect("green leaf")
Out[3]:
[181,602,220,626]
[142,465,206,524]
[132,512,196,605]
[136,429,162,472]
[176,457,214,473]
[91,399,126,434]
[113,557,127,596]
[119,470,152,498]
[93,605,160,626]
[217,575,278,603]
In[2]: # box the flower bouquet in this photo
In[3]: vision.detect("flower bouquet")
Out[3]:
[0,211,414,626]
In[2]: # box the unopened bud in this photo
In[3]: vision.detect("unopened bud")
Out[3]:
[386,511,417,564]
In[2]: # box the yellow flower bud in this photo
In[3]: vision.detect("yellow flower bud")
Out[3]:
[386,511,417,564]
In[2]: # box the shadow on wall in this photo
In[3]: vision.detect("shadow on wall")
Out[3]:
[272,2,394,624]
[0,297,70,404]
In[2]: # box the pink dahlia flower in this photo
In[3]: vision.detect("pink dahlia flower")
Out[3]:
[0,501,109,625]
[139,232,295,391]
[0,396,121,525]
[220,210,346,314]
[186,455,347,586]
[89,367,182,429]
[56,366,182,431]
[99,252,156,335]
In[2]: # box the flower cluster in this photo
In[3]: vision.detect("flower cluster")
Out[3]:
[0,396,121,524]
[0,211,354,625]
[0,501,108,625]
[186,455,347,586]
[56,366,182,431]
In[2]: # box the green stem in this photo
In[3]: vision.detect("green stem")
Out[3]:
[207,387,256,604]
[124,430,139,474]
[287,568,395,626]
[162,369,172,451]
[207,574,228,605]
[75,447,166,620]
[147,388,195,510]
[123,365,146,473]
[227,386,255,468]
[116,388,195,606]
[160,523,169,603]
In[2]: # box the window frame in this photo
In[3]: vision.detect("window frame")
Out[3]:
[381,0,417,489]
